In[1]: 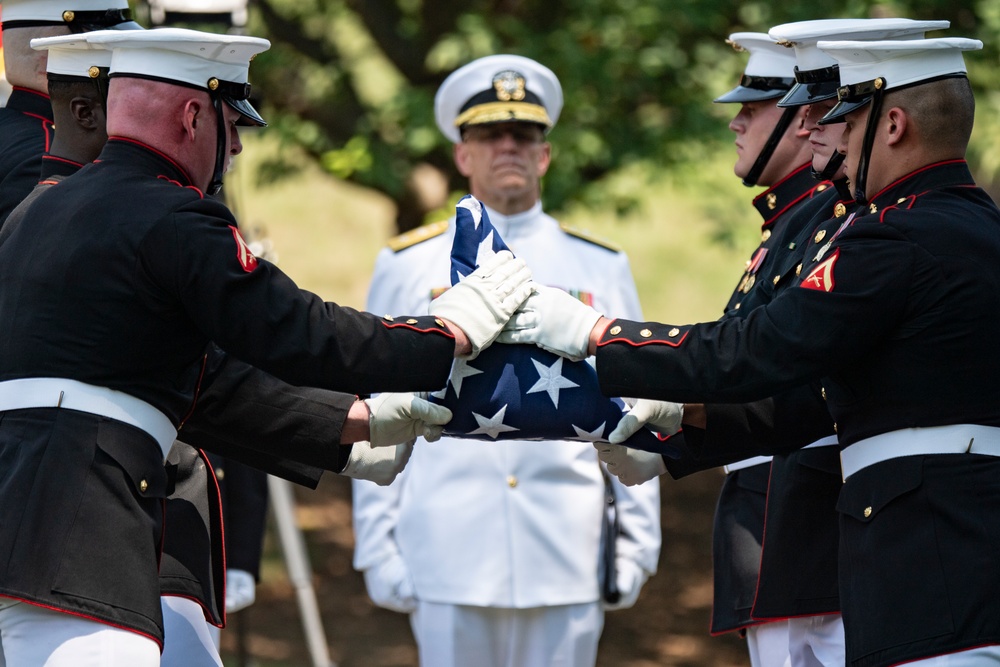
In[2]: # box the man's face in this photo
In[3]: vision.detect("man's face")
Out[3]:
[838,104,871,198]
[728,99,808,187]
[454,121,551,215]
[191,100,244,191]
[804,100,847,179]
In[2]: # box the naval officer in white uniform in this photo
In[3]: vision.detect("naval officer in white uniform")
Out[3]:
[352,54,662,667]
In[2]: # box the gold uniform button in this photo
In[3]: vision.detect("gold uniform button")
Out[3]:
[816,183,828,192]
[383,314,394,321]
[863,506,872,518]
[215,467,225,481]
[734,303,741,310]
[897,197,907,204]
[821,387,827,400]
[406,318,418,324]
[609,325,622,336]
[815,229,826,243]
[772,275,780,285]
[639,329,652,338]
[795,263,802,276]
[668,327,680,337]
[788,242,796,250]
[139,479,148,493]
[434,318,445,327]
[835,202,847,218]
[766,193,777,210]
[761,229,772,242]
[507,475,518,488]
[833,423,838,433]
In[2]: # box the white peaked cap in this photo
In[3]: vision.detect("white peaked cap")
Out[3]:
[435,54,562,144]
[729,31,796,76]
[31,31,112,77]
[714,32,798,103]
[86,27,269,90]
[819,37,981,90]
[769,18,950,72]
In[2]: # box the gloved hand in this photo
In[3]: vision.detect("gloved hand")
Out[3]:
[602,558,648,611]
[497,284,602,361]
[365,392,453,448]
[428,250,533,359]
[340,440,414,486]
[225,568,256,614]
[362,552,418,613]
[594,442,666,486]
[608,399,684,443]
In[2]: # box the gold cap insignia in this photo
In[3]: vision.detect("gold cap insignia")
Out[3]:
[208,78,220,91]
[874,77,884,90]
[89,66,101,79]
[493,70,526,102]
[62,10,75,21]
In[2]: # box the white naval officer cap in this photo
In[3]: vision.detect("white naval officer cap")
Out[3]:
[818,37,982,123]
[85,27,270,126]
[31,31,112,79]
[714,32,797,104]
[434,54,563,144]
[768,18,950,107]
[1,0,141,31]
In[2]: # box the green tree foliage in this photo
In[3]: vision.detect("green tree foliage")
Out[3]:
[242,0,996,232]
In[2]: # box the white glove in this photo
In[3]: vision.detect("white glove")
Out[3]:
[608,399,684,443]
[225,568,256,614]
[340,440,414,486]
[365,392,453,448]
[603,558,648,611]
[428,250,533,359]
[497,284,602,361]
[363,552,418,613]
[594,442,666,486]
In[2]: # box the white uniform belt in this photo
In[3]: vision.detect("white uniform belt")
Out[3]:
[0,378,177,460]
[723,455,772,475]
[840,424,1000,480]
[721,435,837,475]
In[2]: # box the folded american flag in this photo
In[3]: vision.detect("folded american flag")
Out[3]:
[429,195,680,456]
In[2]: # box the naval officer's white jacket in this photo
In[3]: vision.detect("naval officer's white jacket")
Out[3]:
[352,202,661,610]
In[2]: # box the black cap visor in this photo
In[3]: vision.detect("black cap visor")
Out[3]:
[226,97,266,127]
[777,66,841,107]
[714,74,795,104]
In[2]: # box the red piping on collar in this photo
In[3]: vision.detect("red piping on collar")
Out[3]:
[107,136,196,186]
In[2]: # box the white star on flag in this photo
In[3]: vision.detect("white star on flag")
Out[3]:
[445,358,484,398]
[570,422,607,442]
[469,405,520,439]
[526,357,579,408]
[476,229,498,267]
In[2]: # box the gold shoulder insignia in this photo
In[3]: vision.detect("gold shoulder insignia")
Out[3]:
[388,220,449,252]
[559,223,621,252]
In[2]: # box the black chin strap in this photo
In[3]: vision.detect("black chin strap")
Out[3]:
[742,105,799,187]
[208,94,227,196]
[812,150,845,182]
[852,79,887,205]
